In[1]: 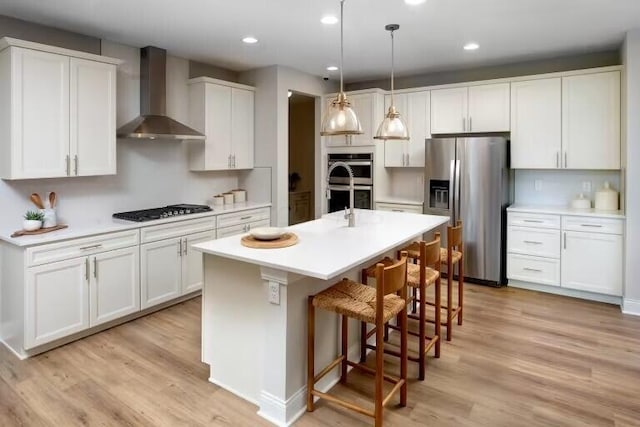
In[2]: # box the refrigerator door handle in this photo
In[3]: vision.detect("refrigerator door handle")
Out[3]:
[455,159,461,222]
[449,159,456,223]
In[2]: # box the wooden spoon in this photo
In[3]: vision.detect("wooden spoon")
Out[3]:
[49,192,57,209]
[30,193,44,209]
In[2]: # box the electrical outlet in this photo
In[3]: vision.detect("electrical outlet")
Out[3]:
[582,181,592,192]
[268,282,280,305]
[534,180,542,191]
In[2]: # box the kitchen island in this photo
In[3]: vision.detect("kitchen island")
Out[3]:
[192,209,449,426]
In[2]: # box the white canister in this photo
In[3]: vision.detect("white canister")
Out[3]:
[40,208,57,228]
[223,193,234,205]
[232,189,247,203]
[212,195,224,207]
[594,182,619,211]
[570,193,591,209]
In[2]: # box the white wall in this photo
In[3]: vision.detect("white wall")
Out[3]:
[0,41,243,232]
[622,31,640,307]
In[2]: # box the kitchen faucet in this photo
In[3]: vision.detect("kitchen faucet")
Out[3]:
[326,161,356,227]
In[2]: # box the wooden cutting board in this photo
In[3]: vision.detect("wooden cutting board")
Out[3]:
[11,224,68,238]
[241,232,298,249]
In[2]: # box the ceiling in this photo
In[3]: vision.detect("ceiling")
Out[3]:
[2,0,640,82]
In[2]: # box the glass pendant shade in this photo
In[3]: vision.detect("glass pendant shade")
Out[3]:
[320,0,363,137]
[375,105,409,140]
[320,93,363,136]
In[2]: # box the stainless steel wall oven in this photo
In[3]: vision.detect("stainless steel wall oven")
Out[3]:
[327,153,373,213]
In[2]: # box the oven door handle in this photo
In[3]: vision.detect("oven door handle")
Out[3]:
[328,161,373,167]
[328,184,373,191]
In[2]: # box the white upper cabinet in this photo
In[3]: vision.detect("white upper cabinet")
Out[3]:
[384,91,430,167]
[0,38,119,180]
[325,91,382,146]
[562,71,620,169]
[510,78,562,169]
[467,83,510,132]
[431,83,509,134]
[188,77,255,171]
[430,87,468,134]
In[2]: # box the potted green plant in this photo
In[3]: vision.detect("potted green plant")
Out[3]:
[23,210,44,231]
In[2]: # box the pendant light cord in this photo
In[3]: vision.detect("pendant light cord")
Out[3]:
[340,0,345,94]
[390,28,395,106]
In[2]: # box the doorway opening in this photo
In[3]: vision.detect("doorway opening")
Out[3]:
[288,91,315,225]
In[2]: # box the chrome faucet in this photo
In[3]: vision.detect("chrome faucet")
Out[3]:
[326,161,355,227]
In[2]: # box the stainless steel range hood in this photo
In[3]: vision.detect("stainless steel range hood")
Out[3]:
[117,46,205,140]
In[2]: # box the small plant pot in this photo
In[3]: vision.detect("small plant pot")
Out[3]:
[23,220,42,231]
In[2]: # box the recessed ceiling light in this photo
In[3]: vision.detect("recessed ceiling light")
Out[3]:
[404,0,426,5]
[242,36,258,44]
[326,66,339,71]
[321,16,338,25]
[464,42,479,51]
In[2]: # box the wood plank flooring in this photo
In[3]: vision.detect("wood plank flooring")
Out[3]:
[1,284,639,426]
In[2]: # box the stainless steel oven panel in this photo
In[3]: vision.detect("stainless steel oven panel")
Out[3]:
[329,176,373,185]
[328,185,373,212]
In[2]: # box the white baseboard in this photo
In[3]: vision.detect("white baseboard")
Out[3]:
[508,280,622,306]
[622,298,640,316]
[208,376,259,407]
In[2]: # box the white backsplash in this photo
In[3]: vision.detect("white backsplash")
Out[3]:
[514,169,622,207]
[385,168,425,202]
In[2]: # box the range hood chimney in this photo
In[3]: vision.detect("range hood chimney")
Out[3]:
[117,46,205,140]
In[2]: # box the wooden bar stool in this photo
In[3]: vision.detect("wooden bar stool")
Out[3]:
[307,253,409,427]
[441,220,464,341]
[361,234,442,381]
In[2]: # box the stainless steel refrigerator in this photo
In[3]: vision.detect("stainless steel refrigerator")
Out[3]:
[424,137,511,286]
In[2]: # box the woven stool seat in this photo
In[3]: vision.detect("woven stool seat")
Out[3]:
[407,264,440,288]
[312,278,406,324]
[440,248,462,264]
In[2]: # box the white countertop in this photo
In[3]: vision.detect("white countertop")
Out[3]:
[192,209,449,281]
[507,203,625,219]
[375,197,424,206]
[0,202,271,247]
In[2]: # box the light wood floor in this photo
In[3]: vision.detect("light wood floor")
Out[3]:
[1,284,639,426]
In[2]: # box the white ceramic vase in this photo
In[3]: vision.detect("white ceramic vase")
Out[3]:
[23,220,42,231]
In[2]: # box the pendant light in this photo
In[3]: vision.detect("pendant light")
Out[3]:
[320,0,363,136]
[374,24,409,141]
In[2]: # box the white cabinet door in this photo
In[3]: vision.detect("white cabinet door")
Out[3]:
[90,247,140,327]
[561,231,622,296]
[11,48,70,179]
[25,257,89,348]
[430,87,467,134]
[510,78,562,169]
[231,88,254,169]
[182,231,215,294]
[70,58,117,176]
[407,91,429,167]
[350,93,374,146]
[467,83,510,132]
[383,94,407,167]
[140,238,183,309]
[204,84,233,170]
[562,71,620,169]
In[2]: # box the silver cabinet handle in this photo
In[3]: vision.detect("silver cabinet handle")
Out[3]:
[580,224,603,228]
[564,152,568,168]
[74,155,78,176]
[556,152,560,168]
[85,258,90,281]
[183,238,188,256]
[228,155,231,168]
[392,209,404,212]
[523,267,542,272]
[462,117,466,132]
[523,240,543,245]
[178,240,182,256]
[80,244,103,251]
[523,219,543,223]
[240,216,251,220]
[563,232,567,249]
[469,116,472,132]
[247,223,251,231]
[93,257,97,279]
[66,155,70,176]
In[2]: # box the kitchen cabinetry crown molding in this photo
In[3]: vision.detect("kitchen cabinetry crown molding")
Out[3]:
[0,37,122,65]
[188,76,254,92]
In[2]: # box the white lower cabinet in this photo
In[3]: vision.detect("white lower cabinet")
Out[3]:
[217,219,270,238]
[375,202,423,214]
[183,231,215,294]
[508,211,624,297]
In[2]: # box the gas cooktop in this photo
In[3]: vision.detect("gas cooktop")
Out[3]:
[113,204,212,222]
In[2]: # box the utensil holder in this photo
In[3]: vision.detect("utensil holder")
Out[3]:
[40,208,57,228]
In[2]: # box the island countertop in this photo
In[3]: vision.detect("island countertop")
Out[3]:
[192,209,449,280]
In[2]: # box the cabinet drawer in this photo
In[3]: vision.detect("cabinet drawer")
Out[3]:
[507,254,560,286]
[376,202,424,214]
[216,207,270,229]
[141,217,215,244]
[507,226,560,258]
[508,212,560,229]
[26,229,139,267]
[562,217,623,235]
[216,219,270,239]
